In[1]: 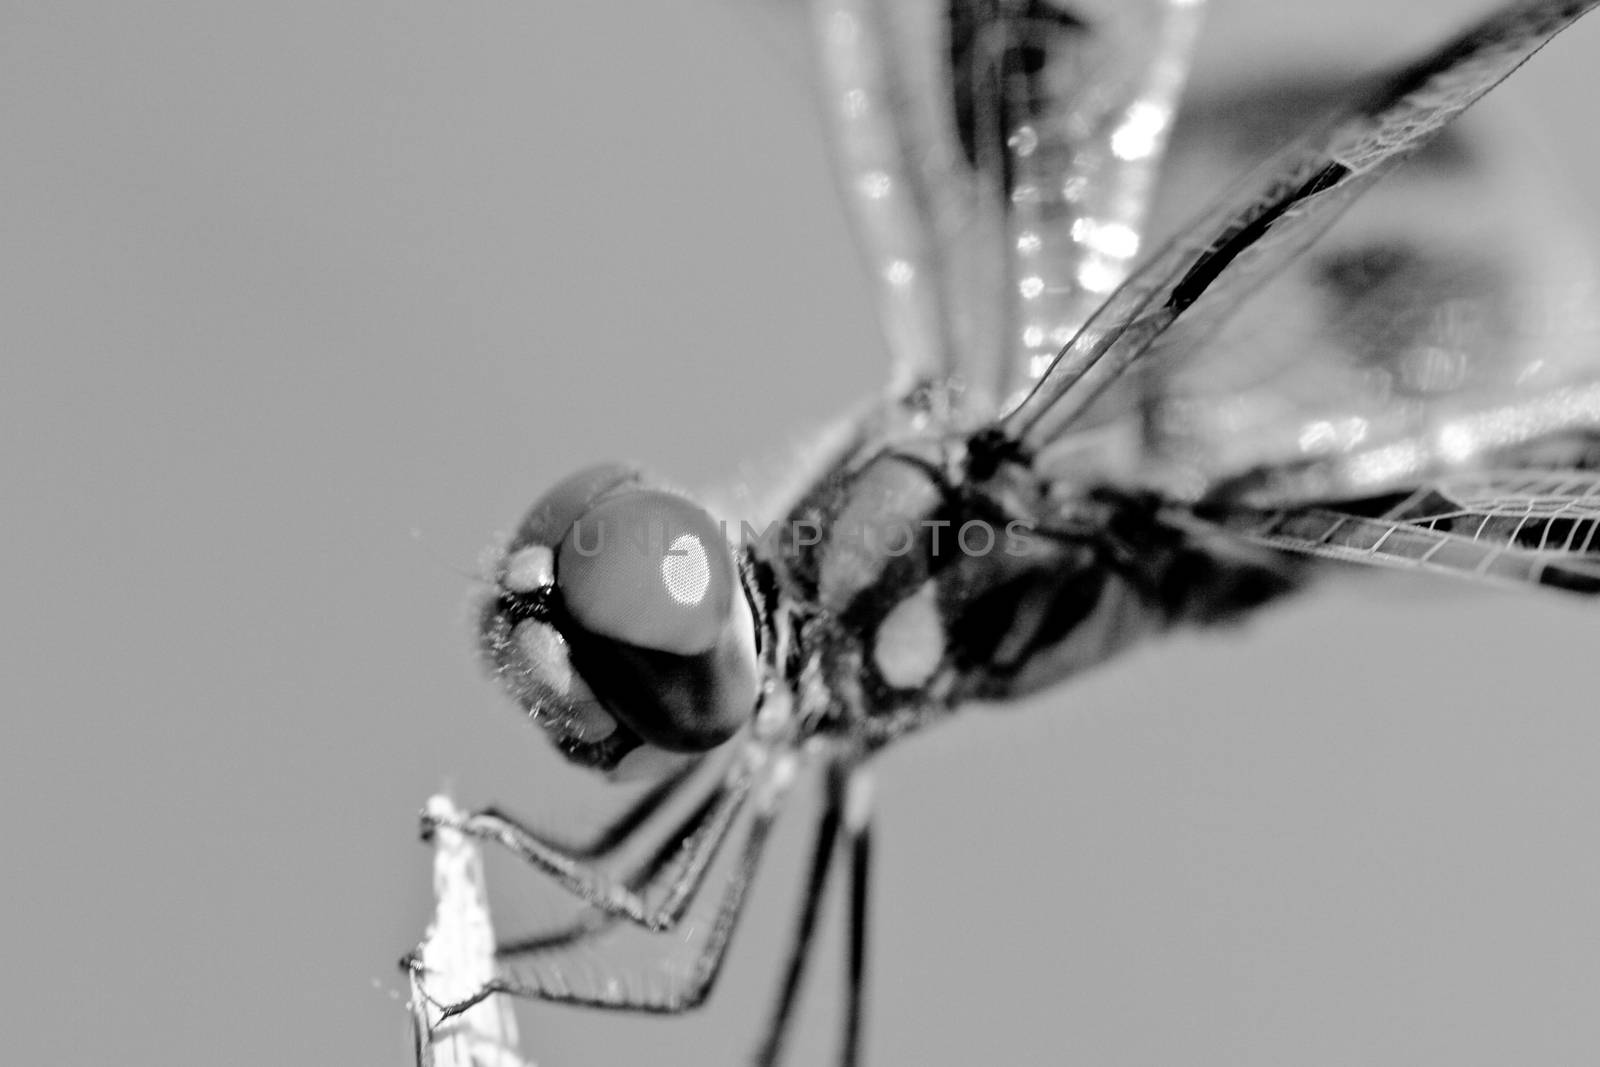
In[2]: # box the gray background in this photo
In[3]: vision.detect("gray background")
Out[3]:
[3,1,1599,1064]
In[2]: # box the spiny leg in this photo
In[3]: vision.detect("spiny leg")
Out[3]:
[414,750,800,1021]
[751,761,848,1067]
[475,756,700,861]
[427,742,766,932]
[495,783,728,957]
[840,766,874,1067]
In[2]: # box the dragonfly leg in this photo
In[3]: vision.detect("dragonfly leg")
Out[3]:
[751,762,848,1066]
[472,756,700,861]
[424,743,769,933]
[410,749,798,1022]
[840,765,874,1067]
[495,778,732,957]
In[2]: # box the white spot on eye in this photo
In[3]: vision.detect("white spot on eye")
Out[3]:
[1061,175,1089,202]
[1008,125,1038,156]
[1019,276,1045,299]
[503,545,555,592]
[1016,231,1041,254]
[885,260,914,286]
[660,533,711,605]
[1022,326,1045,348]
[873,581,944,689]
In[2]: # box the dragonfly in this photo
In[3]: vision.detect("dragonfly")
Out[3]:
[407,1,1600,1063]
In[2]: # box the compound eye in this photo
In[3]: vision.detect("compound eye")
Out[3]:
[511,463,643,550]
[557,489,736,656]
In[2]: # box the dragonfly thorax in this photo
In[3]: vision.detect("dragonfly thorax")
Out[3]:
[766,445,1112,721]
[477,463,761,777]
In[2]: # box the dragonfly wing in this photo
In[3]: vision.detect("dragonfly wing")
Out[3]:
[1002,0,1600,459]
[806,0,1205,420]
[1192,434,1600,595]
[1041,67,1600,505]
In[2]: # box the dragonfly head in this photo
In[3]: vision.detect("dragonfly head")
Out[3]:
[477,463,762,778]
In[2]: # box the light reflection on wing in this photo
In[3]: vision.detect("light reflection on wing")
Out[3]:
[1006,0,1600,462]
[1201,434,1600,594]
[1130,68,1600,505]
[806,0,1203,418]
[1028,28,1600,519]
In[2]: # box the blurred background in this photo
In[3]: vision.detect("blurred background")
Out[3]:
[3,1,1599,1064]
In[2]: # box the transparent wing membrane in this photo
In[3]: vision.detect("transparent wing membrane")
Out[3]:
[808,0,1203,418]
[1205,382,1600,508]
[1207,440,1600,594]
[978,0,1205,405]
[1003,0,1600,454]
[1114,65,1600,505]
